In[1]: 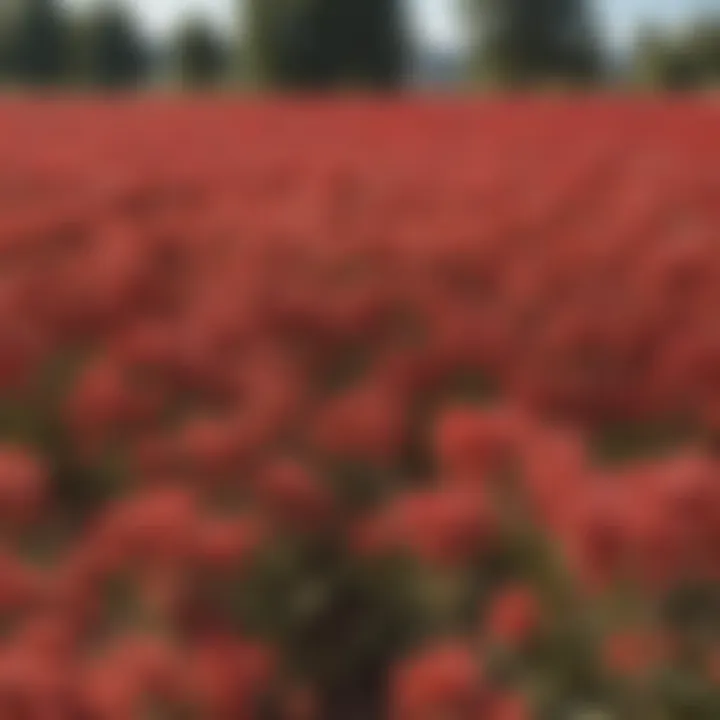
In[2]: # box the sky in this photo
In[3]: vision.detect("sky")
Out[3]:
[64,0,720,50]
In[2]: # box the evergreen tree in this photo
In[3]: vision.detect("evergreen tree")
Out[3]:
[471,0,603,86]
[9,0,68,85]
[174,16,228,88]
[244,0,407,89]
[81,1,149,89]
[632,18,720,91]
[244,0,283,85]
[689,18,720,85]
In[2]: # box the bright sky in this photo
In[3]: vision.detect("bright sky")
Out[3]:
[63,0,718,49]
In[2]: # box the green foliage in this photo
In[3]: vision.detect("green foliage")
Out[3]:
[7,0,69,86]
[633,18,720,90]
[79,1,149,89]
[235,538,424,716]
[243,0,284,86]
[244,0,407,89]
[173,17,228,88]
[469,0,603,86]
[591,419,697,466]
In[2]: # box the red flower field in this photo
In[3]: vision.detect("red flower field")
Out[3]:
[1,97,720,717]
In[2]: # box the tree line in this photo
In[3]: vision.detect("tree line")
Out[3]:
[1,0,719,90]
[0,0,226,89]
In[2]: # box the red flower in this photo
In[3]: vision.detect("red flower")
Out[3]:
[109,634,183,701]
[349,511,396,558]
[188,637,277,719]
[0,445,47,527]
[519,425,587,529]
[129,433,180,481]
[194,516,264,571]
[97,486,199,568]
[0,646,71,719]
[312,384,406,464]
[485,585,541,649]
[0,551,45,613]
[178,416,245,479]
[705,648,720,686]
[111,320,176,370]
[17,614,76,664]
[565,485,636,591]
[256,459,335,534]
[390,488,496,567]
[78,657,142,720]
[0,318,44,390]
[390,642,483,720]
[65,357,158,458]
[602,629,667,679]
[434,404,524,480]
[486,691,531,720]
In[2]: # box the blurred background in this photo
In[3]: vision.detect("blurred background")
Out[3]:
[0,0,718,92]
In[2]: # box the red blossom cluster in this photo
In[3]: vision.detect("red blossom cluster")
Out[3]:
[0,98,720,717]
